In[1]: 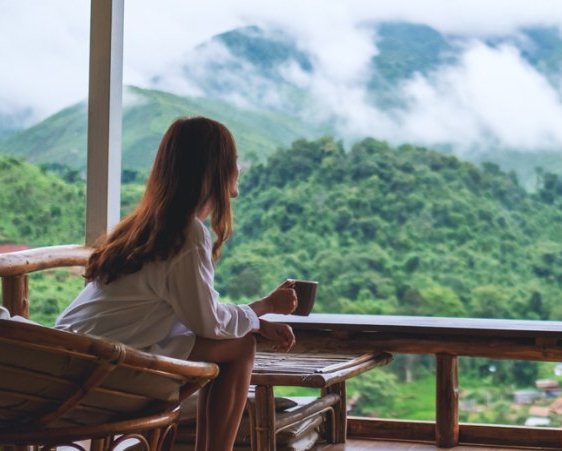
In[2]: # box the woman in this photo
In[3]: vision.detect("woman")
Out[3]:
[56,117,297,451]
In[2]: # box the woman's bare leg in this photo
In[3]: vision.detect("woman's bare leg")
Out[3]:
[189,333,256,451]
[195,380,211,451]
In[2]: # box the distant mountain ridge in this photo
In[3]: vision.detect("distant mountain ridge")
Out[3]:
[0,86,325,170]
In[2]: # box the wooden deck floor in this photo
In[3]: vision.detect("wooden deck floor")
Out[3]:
[313,439,543,450]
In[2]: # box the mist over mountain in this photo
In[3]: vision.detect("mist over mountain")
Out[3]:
[1,21,562,185]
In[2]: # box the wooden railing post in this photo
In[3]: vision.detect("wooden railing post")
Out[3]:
[435,353,459,448]
[2,275,29,318]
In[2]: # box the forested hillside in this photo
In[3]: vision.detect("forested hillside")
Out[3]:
[217,137,562,322]
[3,139,562,324]
[0,157,84,245]
[3,138,562,421]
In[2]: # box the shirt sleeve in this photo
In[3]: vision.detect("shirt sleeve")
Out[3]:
[164,228,260,339]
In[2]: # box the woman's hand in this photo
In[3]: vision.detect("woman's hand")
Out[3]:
[250,280,297,316]
[258,319,296,352]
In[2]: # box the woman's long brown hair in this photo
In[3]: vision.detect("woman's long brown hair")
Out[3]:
[85,117,237,284]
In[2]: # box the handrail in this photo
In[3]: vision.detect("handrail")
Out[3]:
[0,245,92,317]
[0,244,92,277]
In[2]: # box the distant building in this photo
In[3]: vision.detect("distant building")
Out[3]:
[524,417,551,427]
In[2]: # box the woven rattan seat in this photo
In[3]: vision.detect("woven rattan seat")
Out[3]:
[0,318,218,450]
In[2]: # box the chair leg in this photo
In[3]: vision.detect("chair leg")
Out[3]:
[323,382,347,443]
[90,437,108,451]
[147,428,162,451]
[254,385,276,451]
[156,423,178,451]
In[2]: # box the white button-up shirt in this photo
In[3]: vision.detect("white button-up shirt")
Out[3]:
[55,218,260,359]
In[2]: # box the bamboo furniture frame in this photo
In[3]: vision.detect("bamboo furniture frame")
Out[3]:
[0,246,219,450]
[248,350,393,450]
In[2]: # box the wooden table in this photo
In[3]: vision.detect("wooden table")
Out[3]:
[250,348,392,451]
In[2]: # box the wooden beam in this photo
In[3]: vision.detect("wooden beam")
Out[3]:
[348,417,435,442]
[459,423,562,449]
[435,354,458,447]
[348,418,562,449]
[284,330,562,362]
[86,0,124,245]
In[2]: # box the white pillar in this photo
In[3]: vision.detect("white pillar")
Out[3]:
[86,0,124,245]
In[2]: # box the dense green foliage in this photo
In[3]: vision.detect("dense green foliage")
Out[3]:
[2,137,562,424]
[217,137,562,323]
[0,156,84,245]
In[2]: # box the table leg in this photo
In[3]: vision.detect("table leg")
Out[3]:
[323,382,346,443]
[254,385,276,451]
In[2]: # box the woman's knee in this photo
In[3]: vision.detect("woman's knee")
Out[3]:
[190,333,256,363]
[240,333,256,358]
[226,334,256,366]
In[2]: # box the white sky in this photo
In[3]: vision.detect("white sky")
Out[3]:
[1,0,562,152]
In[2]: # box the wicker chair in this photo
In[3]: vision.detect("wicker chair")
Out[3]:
[0,318,218,450]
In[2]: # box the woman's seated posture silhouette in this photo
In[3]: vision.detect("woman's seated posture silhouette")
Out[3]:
[56,117,297,451]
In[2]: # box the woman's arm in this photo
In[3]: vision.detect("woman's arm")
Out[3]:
[166,244,260,339]
[258,318,296,352]
[249,280,297,317]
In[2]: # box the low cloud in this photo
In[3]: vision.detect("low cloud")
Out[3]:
[2,0,562,158]
[0,0,89,123]
[396,43,562,152]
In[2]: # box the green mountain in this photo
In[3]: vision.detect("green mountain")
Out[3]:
[370,22,457,85]
[0,86,324,170]
[213,25,312,76]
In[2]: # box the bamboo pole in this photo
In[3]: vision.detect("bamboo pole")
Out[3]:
[254,385,276,451]
[323,382,346,443]
[2,275,29,318]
